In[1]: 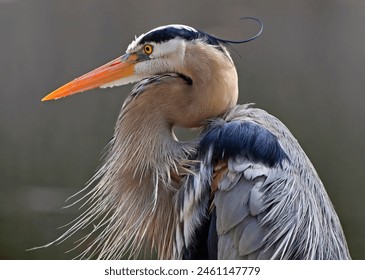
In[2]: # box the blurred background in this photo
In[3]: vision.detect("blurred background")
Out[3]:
[0,0,364,259]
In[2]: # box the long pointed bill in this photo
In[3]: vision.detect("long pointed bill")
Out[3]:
[42,53,138,101]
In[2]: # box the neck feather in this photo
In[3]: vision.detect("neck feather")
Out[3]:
[71,92,195,259]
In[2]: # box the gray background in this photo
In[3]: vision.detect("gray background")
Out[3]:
[0,0,364,259]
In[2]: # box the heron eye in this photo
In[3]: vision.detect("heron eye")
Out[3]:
[143,44,153,55]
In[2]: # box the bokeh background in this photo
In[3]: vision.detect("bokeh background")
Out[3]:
[0,0,364,259]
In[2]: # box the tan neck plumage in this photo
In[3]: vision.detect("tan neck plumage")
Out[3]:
[92,42,238,259]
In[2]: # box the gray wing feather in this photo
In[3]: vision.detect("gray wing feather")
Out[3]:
[215,158,279,259]
[215,173,250,235]
[249,182,266,216]
[218,231,239,259]
[238,217,265,256]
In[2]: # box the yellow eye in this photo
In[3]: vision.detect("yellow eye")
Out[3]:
[143,44,153,55]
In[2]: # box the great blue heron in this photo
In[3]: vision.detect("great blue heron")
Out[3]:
[41,22,351,260]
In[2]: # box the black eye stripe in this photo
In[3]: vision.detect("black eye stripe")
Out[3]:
[139,27,223,48]
[139,27,199,45]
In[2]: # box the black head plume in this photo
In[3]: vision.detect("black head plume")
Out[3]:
[207,17,263,45]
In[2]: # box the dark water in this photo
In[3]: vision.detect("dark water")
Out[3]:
[0,0,364,259]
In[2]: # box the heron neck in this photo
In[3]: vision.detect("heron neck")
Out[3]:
[115,98,186,176]
[101,94,194,259]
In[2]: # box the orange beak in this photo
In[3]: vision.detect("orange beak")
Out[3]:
[42,53,138,101]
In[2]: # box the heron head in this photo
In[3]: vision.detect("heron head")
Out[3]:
[41,25,229,101]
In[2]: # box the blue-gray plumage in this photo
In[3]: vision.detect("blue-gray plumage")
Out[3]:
[178,105,350,259]
[41,22,351,260]
[199,120,289,167]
